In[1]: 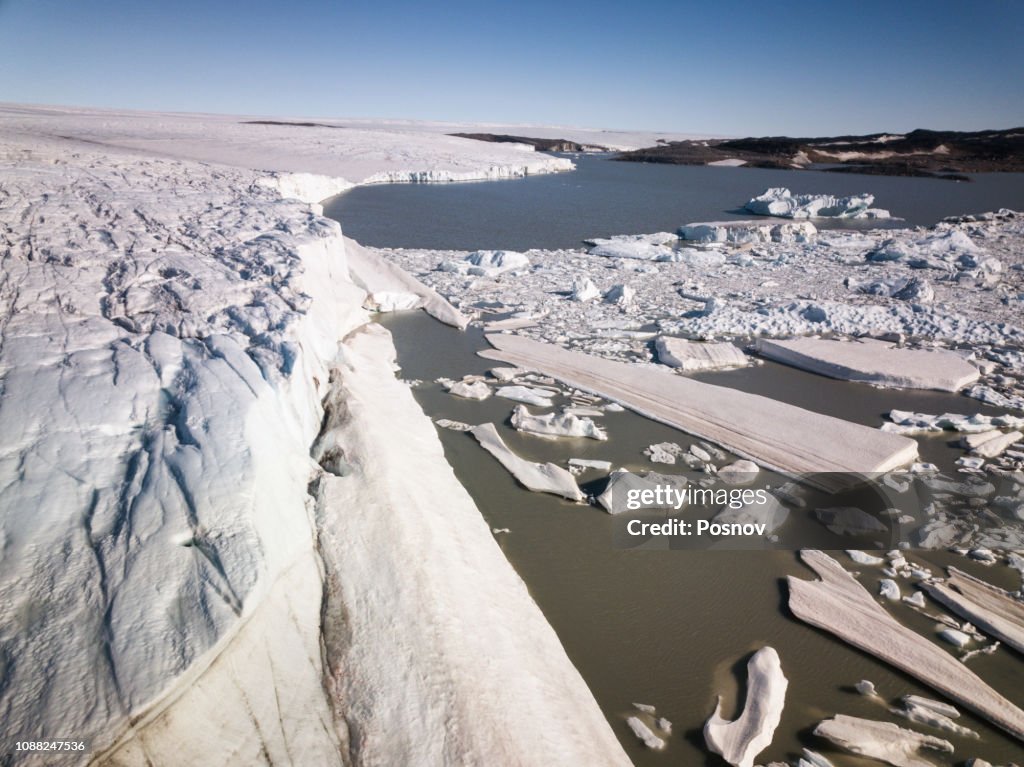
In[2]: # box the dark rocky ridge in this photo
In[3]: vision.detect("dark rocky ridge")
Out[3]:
[449,132,611,153]
[616,128,1024,180]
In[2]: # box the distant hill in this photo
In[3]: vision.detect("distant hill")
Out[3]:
[450,132,612,153]
[615,128,1024,179]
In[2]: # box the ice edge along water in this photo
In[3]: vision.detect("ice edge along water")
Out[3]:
[0,116,628,766]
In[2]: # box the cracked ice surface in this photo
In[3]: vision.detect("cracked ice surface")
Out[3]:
[0,134,363,762]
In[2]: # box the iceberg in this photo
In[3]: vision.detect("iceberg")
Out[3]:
[745,188,890,219]
[510,404,608,440]
[495,385,556,407]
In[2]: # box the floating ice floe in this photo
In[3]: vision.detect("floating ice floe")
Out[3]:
[679,219,817,245]
[568,458,612,471]
[445,379,491,400]
[856,679,880,697]
[788,550,1024,741]
[510,404,607,440]
[745,188,890,219]
[626,717,666,750]
[494,385,556,407]
[655,336,749,371]
[754,337,979,392]
[813,715,952,767]
[923,567,1024,655]
[894,695,979,740]
[969,430,1023,458]
[645,442,683,464]
[470,423,583,500]
[883,410,1024,435]
[879,579,901,601]
[703,646,788,767]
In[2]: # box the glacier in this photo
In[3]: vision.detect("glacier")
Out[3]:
[0,106,630,766]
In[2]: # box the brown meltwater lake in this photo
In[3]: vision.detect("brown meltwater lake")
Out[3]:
[377,311,1024,766]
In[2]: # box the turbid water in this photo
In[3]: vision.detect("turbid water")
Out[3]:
[376,311,1024,766]
[325,154,1024,251]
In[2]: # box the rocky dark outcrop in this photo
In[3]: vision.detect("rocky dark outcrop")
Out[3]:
[450,132,610,153]
[616,127,1024,179]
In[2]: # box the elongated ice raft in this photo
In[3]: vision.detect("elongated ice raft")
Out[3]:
[788,550,1024,741]
[479,334,918,492]
[471,422,584,500]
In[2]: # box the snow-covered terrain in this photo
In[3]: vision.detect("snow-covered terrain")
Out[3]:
[0,104,574,189]
[0,107,630,765]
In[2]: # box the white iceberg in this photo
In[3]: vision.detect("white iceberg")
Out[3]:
[510,404,607,440]
[745,188,890,219]
[626,716,666,750]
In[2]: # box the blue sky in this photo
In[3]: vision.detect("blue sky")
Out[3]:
[1,0,1021,135]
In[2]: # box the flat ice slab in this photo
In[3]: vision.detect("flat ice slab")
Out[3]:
[655,336,748,371]
[480,334,918,492]
[703,647,788,767]
[754,337,979,392]
[814,715,952,767]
